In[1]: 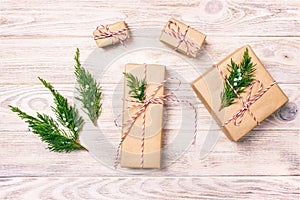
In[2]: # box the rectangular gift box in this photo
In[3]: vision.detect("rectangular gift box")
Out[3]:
[160,18,206,57]
[121,63,166,168]
[191,45,288,141]
[93,21,129,48]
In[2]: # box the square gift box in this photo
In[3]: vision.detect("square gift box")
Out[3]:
[191,45,288,141]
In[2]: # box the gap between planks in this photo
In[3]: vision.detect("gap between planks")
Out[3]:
[1,175,300,178]
[1,35,300,39]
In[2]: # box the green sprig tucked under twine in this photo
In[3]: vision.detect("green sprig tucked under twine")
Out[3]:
[74,48,102,126]
[219,48,256,111]
[123,72,147,101]
[9,77,86,152]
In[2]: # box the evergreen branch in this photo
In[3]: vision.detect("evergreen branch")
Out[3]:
[9,106,86,152]
[74,48,102,126]
[38,77,84,139]
[219,48,256,110]
[123,72,146,101]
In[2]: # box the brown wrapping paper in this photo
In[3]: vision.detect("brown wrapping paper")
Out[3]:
[93,21,129,48]
[191,45,288,141]
[121,64,166,168]
[160,18,206,57]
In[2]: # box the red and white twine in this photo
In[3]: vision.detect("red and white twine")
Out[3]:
[140,65,147,168]
[215,64,276,126]
[114,64,198,168]
[164,20,198,56]
[94,24,128,46]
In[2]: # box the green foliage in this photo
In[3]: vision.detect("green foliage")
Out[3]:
[74,48,102,125]
[38,77,84,137]
[123,72,146,101]
[9,102,85,152]
[219,48,256,110]
[9,49,94,152]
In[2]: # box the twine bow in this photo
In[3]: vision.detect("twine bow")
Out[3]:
[94,24,128,46]
[216,64,276,126]
[114,65,198,168]
[164,20,198,56]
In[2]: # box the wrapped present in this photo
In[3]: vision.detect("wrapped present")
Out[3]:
[160,18,206,57]
[93,21,129,48]
[191,45,288,141]
[119,63,166,168]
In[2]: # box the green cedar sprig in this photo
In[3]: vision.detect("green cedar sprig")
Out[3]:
[219,48,256,110]
[9,78,86,152]
[38,77,84,135]
[74,48,102,126]
[123,72,146,101]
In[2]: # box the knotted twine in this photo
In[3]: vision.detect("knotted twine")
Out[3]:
[94,24,128,46]
[215,64,276,126]
[163,20,199,56]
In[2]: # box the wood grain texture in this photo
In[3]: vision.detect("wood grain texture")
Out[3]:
[0,177,299,200]
[0,130,299,177]
[0,0,299,198]
[1,0,299,37]
[0,37,299,84]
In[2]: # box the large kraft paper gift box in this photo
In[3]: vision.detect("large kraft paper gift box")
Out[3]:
[191,45,288,141]
[121,64,165,168]
[93,21,129,48]
[160,18,206,57]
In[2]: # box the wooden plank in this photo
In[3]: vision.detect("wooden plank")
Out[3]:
[0,177,299,200]
[1,0,299,37]
[1,83,298,131]
[0,129,298,177]
[0,37,299,84]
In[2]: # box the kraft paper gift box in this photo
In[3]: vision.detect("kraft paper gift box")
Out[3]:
[160,18,206,57]
[93,21,129,48]
[121,63,165,168]
[191,45,288,141]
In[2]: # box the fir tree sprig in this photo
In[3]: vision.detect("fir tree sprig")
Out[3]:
[123,72,146,101]
[9,78,86,152]
[219,48,256,110]
[74,48,102,126]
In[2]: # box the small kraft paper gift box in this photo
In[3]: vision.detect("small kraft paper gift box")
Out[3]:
[93,21,129,48]
[120,63,165,168]
[160,18,206,57]
[191,45,288,141]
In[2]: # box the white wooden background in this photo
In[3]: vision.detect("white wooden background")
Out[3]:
[1,0,299,199]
